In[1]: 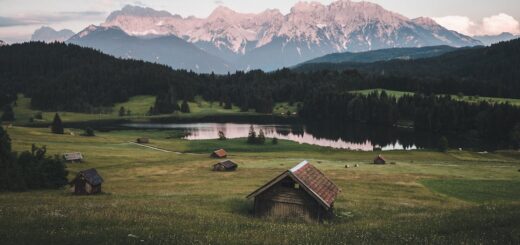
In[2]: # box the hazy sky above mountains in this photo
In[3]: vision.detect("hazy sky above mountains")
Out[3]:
[1,0,519,43]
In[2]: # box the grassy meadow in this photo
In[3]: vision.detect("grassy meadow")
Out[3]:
[12,94,260,124]
[1,125,519,244]
[352,89,520,106]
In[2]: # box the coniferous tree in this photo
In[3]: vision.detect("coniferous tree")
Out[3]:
[218,131,226,140]
[181,100,191,113]
[272,137,278,145]
[224,97,232,110]
[247,125,256,144]
[0,127,13,190]
[118,106,126,117]
[1,104,15,121]
[258,129,266,144]
[51,113,64,134]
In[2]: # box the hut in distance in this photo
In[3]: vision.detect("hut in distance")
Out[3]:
[136,137,149,144]
[247,160,340,222]
[63,152,83,163]
[70,168,104,195]
[211,149,227,158]
[213,160,238,171]
[374,154,386,164]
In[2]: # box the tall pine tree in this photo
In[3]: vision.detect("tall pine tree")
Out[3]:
[51,113,64,134]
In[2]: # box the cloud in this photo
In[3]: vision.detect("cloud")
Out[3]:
[433,13,520,36]
[0,16,38,27]
[481,13,520,36]
[0,11,106,27]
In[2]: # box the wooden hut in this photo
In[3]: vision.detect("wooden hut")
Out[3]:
[70,168,104,195]
[211,149,227,158]
[247,161,340,222]
[136,137,149,144]
[373,154,386,164]
[63,152,83,163]
[213,160,238,171]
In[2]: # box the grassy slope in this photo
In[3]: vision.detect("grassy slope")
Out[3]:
[0,126,519,244]
[352,89,520,106]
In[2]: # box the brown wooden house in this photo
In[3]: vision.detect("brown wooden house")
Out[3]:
[63,152,83,163]
[213,160,238,171]
[247,161,340,222]
[70,168,104,195]
[211,149,227,158]
[374,154,386,164]
[136,137,149,144]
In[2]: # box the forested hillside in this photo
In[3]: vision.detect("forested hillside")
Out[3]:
[295,39,520,98]
[1,42,520,148]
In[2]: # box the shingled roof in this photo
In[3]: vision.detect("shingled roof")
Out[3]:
[217,160,237,169]
[77,168,103,186]
[247,161,340,209]
[212,149,227,158]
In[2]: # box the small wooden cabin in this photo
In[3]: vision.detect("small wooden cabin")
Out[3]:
[247,161,340,222]
[211,149,227,158]
[63,152,83,163]
[70,168,104,195]
[374,154,386,164]
[136,137,150,144]
[213,160,238,171]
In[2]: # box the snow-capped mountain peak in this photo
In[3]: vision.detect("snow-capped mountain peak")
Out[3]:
[92,0,481,71]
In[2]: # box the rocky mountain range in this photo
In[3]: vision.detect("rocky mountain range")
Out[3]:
[68,0,482,73]
[31,26,75,43]
[473,32,519,46]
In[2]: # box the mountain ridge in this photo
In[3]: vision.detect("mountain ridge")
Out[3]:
[97,0,480,71]
[67,25,235,73]
[31,26,75,42]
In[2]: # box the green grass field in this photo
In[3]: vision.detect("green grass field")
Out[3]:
[11,94,261,124]
[352,89,520,106]
[1,126,519,244]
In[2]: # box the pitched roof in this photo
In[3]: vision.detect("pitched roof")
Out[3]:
[212,149,227,157]
[247,161,340,209]
[63,152,83,161]
[78,168,103,186]
[216,160,237,169]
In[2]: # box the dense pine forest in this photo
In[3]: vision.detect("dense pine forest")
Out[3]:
[295,39,520,98]
[1,41,520,148]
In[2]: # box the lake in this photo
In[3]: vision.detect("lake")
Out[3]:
[122,122,424,151]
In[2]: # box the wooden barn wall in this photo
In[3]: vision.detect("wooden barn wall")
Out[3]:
[254,177,326,222]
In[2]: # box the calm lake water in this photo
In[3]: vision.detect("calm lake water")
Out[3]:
[123,122,422,151]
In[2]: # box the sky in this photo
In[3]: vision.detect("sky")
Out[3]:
[1,0,519,43]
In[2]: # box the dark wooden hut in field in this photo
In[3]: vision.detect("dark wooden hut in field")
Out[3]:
[211,149,227,158]
[213,160,238,171]
[70,168,104,195]
[247,161,340,222]
[63,152,83,163]
[136,137,149,144]
[373,154,386,165]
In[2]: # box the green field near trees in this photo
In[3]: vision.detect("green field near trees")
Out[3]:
[0,126,519,244]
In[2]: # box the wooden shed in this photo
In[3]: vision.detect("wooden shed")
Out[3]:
[247,161,340,222]
[63,152,83,163]
[211,149,227,158]
[69,168,104,195]
[374,154,386,164]
[136,137,149,144]
[213,160,238,171]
